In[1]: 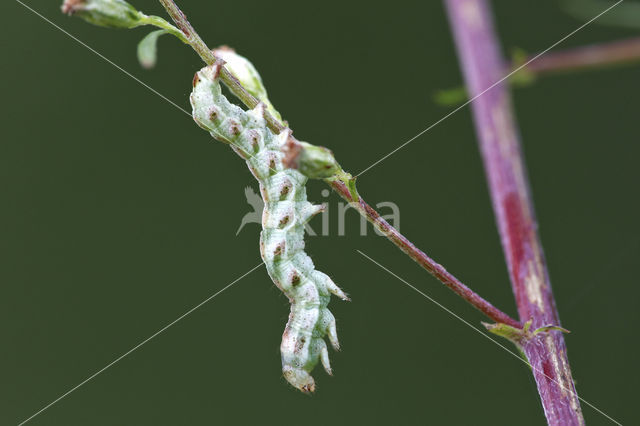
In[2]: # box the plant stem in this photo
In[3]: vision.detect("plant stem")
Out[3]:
[139,15,187,43]
[445,0,584,424]
[157,0,521,328]
[526,36,640,75]
[329,179,521,327]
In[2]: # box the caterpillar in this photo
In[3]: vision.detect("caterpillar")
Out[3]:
[190,63,349,393]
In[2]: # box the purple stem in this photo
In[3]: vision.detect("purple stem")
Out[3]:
[444,0,584,424]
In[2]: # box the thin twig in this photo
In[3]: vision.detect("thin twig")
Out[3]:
[157,0,521,328]
[526,36,640,74]
[435,36,640,106]
[445,0,584,424]
[329,180,521,327]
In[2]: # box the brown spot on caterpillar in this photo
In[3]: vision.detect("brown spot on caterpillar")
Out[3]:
[279,183,291,199]
[245,129,260,152]
[268,156,277,172]
[278,215,290,228]
[209,106,220,122]
[192,73,200,88]
[294,336,306,353]
[273,242,285,257]
[228,120,242,137]
[291,272,301,286]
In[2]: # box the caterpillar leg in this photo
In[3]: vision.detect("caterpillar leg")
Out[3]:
[319,309,340,351]
[325,278,350,301]
[313,270,350,301]
[327,320,340,351]
[318,340,332,376]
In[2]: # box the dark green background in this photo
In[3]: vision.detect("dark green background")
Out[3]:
[2,0,638,424]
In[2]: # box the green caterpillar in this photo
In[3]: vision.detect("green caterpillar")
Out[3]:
[190,63,349,393]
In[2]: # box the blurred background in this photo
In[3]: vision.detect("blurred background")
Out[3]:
[2,0,638,424]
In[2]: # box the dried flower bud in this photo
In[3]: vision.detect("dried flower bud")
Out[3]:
[61,0,145,29]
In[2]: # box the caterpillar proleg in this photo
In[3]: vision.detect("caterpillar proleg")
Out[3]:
[190,63,349,393]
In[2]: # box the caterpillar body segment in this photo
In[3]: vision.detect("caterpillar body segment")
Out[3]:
[190,64,349,393]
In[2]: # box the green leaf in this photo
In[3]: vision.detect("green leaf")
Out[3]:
[433,86,467,107]
[483,319,570,346]
[509,48,536,86]
[483,321,528,343]
[532,325,571,336]
[137,29,168,69]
